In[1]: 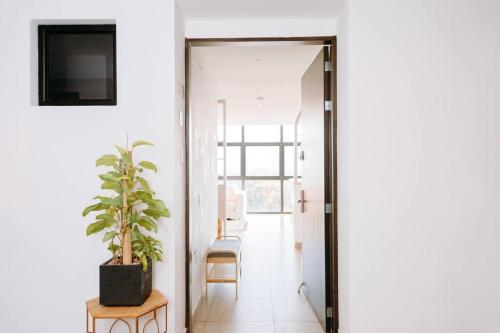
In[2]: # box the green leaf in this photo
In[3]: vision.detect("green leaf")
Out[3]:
[101,182,121,193]
[129,213,139,226]
[108,243,120,253]
[138,216,158,232]
[139,161,157,173]
[138,218,152,231]
[143,199,170,218]
[136,177,151,192]
[143,209,161,219]
[82,203,110,217]
[96,154,117,167]
[95,213,116,223]
[94,196,121,207]
[140,254,148,271]
[86,220,114,236]
[132,140,154,149]
[131,229,144,242]
[123,155,132,168]
[113,145,126,156]
[135,191,153,201]
[99,173,120,182]
[102,231,117,242]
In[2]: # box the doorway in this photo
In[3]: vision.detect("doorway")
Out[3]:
[184,37,338,333]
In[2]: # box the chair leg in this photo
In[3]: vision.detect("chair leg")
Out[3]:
[235,262,238,299]
[205,262,208,300]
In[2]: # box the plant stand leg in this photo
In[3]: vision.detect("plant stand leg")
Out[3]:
[165,305,168,333]
[136,318,139,333]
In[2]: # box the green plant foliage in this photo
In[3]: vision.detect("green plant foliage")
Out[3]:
[82,139,168,271]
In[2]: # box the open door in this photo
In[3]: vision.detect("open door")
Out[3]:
[300,46,335,331]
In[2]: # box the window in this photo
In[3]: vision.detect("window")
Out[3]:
[283,124,295,142]
[217,125,299,213]
[244,125,280,142]
[217,124,242,143]
[283,179,295,212]
[246,146,280,176]
[284,146,295,177]
[245,180,281,212]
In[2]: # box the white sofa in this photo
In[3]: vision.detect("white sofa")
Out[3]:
[226,186,246,220]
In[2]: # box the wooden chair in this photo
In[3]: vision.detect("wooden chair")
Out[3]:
[205,219,242,298]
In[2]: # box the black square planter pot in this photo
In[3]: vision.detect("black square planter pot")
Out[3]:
[99,258,152,306]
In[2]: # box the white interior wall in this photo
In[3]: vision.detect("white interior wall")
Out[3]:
[336,3,351,333]
[0,1,183,332]
[189,49,219,315]
[339,0,500,332]
[185,18,336,38]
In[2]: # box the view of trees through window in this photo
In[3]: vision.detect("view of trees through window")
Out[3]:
[217,124,301,213]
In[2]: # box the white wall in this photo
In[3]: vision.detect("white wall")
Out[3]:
[336,3,351,333]
[0,0,184,332]
[185,18,336,38]
[339,0,500,332]
[189,49,219,314]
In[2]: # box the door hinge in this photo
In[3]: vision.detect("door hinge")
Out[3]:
[326,307,333,318]
[324,61,332,72]
[324,100,333,111]
[325,203,332,214]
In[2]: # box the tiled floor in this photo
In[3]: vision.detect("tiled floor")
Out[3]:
[193,214,324,333]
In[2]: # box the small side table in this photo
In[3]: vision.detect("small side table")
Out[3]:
[86,289,168,333]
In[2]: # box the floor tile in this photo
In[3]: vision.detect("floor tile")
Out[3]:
[275,322,324,333]
[193,297,213,321]
[193,215,321,332]
[214,282,271,299]
[192,321,206,333]
[207,298,273,322]
[203,322,275,333]
[272,297,319,322]
[270,283,304,300]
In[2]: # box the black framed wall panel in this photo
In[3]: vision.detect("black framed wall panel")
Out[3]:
[38,24,117,106]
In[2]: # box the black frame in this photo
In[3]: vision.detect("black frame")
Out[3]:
[217,125,300,214]
[38,24,117,106]
[185,37,338,333]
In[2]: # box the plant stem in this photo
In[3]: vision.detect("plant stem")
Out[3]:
[121,157,132,265]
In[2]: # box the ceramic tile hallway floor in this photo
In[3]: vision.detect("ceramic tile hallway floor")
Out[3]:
[193,214,324,333]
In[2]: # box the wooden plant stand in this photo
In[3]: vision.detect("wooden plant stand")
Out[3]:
[86,289,167,333]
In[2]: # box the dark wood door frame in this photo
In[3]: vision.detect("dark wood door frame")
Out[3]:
[184,36,338,333]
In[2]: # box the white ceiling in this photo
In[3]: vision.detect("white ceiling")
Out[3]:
[178,0,341,20]
[192,45,323,124]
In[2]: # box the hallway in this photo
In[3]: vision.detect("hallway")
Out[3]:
[193,215,324,333]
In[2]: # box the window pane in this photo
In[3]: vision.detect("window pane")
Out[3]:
[244,125,281,142]
[227,125,242,142]
[297,124,303,143]
[283,179,295,212]
[245,180,281,212]
[246,146,280,176]
[283,124,295,142]
[217,125,242,143]
[227,179,243,191]
[284,146,296,177]
[217,146,241,177]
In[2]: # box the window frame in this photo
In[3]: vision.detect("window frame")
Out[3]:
[218,125,300,214]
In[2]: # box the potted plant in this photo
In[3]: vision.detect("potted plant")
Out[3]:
[82,139,169,306]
